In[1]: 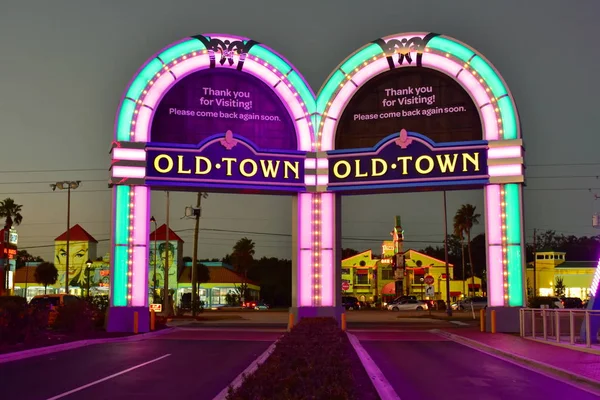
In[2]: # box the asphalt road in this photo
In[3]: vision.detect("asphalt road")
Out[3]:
[0,330,277,400]
[359,332,600,400]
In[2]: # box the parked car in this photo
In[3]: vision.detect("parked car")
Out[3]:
[387,299,428,311]
[29,294,82,325]
[454,297,488,311]
[342,296,361,310]
[561,297,583,309]
[384,295,417,307]
[254,301,270,310]
[0,295,27,312]
[528,296,564,309]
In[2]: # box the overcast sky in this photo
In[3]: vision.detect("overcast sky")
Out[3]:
[1,0,599,262]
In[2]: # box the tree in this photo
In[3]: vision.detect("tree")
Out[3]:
[16,249,44,268]
[34,262,58,294]
[231,237,255,303]
[453,204,481,297]
[526,278,534,298]
[0,198,23,228]
[554,276,566,298]
[341,248,360,259]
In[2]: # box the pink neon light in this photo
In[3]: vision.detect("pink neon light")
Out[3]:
[133,106,152,143]
[131,246,148,306]
[488,146,522,159]
[481,106,499,140]
[275,79,305,120]
[350,57,389,87]
[485,184,502,245]
[112,166,145,179]
[589,258,600,297]
[243,58,280,86]
[321,118,338,151]
[320,250,334,306]
[455,66,489,107]
[421,53,462,77]
[488,245,504,306]
[305,158,316,169]
[143,72,175,109]
[316,175,328,186]
[133,186,148,245]
[327,80,358,120]
[113,148,146,161]
[488,164,523,177]
[296,119,311,151]
[317,158,329,169]
[304,175,316,186]
[169,55,210,81]
[384,33,426,43]
[320,192,334,249]
[298,193,313,306]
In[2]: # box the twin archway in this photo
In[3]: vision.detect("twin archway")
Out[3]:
[108,32,526,332]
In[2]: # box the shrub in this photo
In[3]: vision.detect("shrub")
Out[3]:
[53,300,95,335]
[87,296,109,328]
[227,317,376,400]
[0,298,49,345]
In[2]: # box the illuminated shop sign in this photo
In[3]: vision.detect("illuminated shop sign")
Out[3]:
[146,133,306,191]
[327,130,488,192]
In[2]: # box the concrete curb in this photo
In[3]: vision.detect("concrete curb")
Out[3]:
[0,327,176,364]
[346,332,401,400]
[212,336,282,400]
[433,329,600,392]
[524,337,600,355]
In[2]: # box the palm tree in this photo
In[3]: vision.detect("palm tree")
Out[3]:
[453,204,481,298]
[231,237,255,303]
[0,198,23,228]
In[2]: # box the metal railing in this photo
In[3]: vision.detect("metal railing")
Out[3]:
[519,308,600,348]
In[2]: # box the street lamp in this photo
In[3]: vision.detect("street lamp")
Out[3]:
[150,215,158,303]
[50,180,81,294]
[85,259,92,299]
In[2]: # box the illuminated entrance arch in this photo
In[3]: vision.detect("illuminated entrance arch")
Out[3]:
[317,33,525,311]
[107,32,530,332]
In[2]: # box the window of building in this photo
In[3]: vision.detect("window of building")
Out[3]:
[536,254,544,260]
[355,274,370,285]
[381,270,395,280]
[211,288,220,306]
[341,268,350,275]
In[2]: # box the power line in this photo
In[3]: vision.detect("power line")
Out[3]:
[0,168,107,174]
[526,175,599,179]
[527,162,600,167]
[0,189,110,195]
[0,179,107,185]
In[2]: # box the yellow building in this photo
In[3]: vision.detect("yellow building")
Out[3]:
[526,251,596,299]
[341,245,483,305]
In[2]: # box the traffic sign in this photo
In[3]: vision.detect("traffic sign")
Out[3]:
[342,282,350,291]
[425,285,435,297]
[424,275,434,285]
[150,303,162,313]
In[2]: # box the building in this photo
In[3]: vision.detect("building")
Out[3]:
[341,246,482,305]
[526,251,596,299]
[176,261,260,309]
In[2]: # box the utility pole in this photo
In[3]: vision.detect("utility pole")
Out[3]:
[533,228,537,296]
[443,191,452,316]
[461,240,466,297]
[191,193,204,317]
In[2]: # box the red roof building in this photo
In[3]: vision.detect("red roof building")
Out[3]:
[149,224,184,243]
[54,224,98,242]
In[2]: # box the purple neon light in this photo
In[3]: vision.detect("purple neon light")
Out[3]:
[319,192,334,306]
[488,146,522,159]
[485,184,502,245]
[298,193,313,306]
[488,164,522,177]
[113,148,146,161]
[590,259,600,297]
[488,245,504,306]
[112,166,145,179]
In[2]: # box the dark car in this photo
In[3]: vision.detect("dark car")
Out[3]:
[562,297,583,309]
[342,296,361,310]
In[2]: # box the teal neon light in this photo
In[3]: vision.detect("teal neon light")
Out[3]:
[115,186,130,245]
[248,45,291,77]
[125,58,163,101]
[158,39,206,65]
[505,184,521,245]
[497,97,518,140]
[317,70,345,114]
[112,246,128,306]
[507,245,524,306]
[116,101,136,141]
[340,43,383,73]
[287,71,316,115]
[426,36,475,63]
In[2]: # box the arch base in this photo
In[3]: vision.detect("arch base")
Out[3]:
[106,306,150,333]
[290,306,345,326]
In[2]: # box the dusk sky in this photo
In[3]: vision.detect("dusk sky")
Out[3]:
[1,0,599,263]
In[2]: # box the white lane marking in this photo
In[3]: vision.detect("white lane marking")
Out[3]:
[450,321,470,326]
[45,354,171,400]
[212,339,280,400]
[346,332,401,400]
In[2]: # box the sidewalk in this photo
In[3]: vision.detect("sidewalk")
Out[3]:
[437,329,600,388]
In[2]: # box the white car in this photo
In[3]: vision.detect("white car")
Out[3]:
[387,299,428,311]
